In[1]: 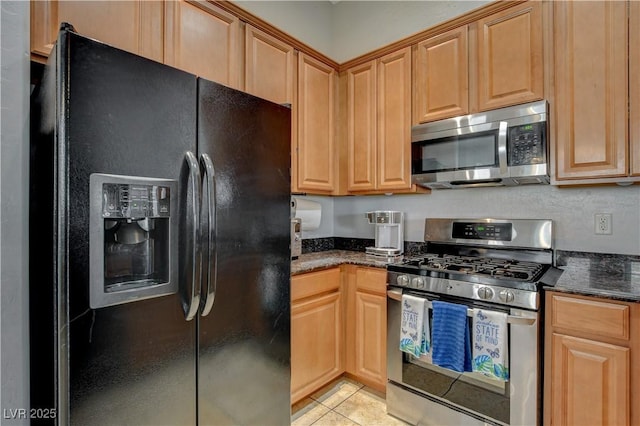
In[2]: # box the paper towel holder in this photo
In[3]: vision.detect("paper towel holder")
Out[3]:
[291,196,322,231]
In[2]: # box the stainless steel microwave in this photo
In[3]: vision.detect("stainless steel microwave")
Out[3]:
[411,100,549,189]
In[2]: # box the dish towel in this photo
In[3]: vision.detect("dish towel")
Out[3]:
[472,309,509,381]
[399,294,430,357]
[431,301,472,372]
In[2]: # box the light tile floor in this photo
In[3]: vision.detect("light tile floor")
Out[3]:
[291,378,409,426]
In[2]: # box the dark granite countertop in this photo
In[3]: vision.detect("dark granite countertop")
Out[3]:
[291,250,402,275]
[547,251,640,302]
[291,246,640,303]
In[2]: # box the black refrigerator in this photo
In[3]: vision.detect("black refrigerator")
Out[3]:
[30,25,291,425]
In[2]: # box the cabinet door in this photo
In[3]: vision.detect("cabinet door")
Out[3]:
[631,1,640,177]
[291,291,342,404]
[31,1,163,62]
[414,26,469,123]
[346,61,377,191]
[550,333,629,426]
[354,292,386,390]
[377,47,412,190]
[297,53,336,193]
[554,1,628,180]
[475,1,543,111]
[164,1,241,88]
[244,25,294,105]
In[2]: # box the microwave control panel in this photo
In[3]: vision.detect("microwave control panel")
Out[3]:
[508,122,546,166]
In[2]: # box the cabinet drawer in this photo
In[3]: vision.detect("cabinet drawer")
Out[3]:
[291,268,340,302]
[355,267,387,295]
[551,294,630,340]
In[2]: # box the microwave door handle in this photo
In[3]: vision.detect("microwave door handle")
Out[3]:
[183,151,202,321]
[199,153,216,317]
[498,121,508,175]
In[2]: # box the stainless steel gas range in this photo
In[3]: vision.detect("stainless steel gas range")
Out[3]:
[386,218,562,426]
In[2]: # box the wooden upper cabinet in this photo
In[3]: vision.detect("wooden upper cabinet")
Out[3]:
[414,26,469,123]
[631,1,640,177]
[31,1,163,62]
[554,1,628,180]
[377,47,412,190]
[413,1,543,124]
[297,53,336,193]
[346,61,377,191]
[475,1,543,111]
[244,25,295,105]
[164,1,241,89]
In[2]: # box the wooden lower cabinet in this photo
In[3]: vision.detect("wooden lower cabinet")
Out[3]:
[291,265,388,403]
[550,334,629,426]
[544,291,639,426]
[345,266,387,392]
[291,268,342,404]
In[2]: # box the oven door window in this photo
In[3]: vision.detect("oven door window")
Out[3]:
[411,130,499,174]
[402,314,510,425]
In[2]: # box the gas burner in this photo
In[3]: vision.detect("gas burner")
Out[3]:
[404,253,546,283]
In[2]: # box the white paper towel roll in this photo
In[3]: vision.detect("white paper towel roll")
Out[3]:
[291,197,322,231]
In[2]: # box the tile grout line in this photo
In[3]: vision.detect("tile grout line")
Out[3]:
[308,408,362,426]
[307,386,366,425]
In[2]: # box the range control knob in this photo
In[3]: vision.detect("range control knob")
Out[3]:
[477,286,494,300]
[499,289,515,303]
[411,277,425,289]
[396,275,409,287]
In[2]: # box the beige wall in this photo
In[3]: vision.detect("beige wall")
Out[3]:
[235,0,489,62]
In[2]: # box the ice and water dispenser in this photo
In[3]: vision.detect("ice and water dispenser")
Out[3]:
[90,174,178,308]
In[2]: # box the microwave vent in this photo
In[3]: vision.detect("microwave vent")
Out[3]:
[512,176,549,185]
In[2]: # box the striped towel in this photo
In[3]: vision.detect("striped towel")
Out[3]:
[431,301,472,373]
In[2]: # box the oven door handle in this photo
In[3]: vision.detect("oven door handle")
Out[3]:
[388,289,535,326]
[387,289,403,301]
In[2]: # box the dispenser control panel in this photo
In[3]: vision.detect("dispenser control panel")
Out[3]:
[102,183,171,218]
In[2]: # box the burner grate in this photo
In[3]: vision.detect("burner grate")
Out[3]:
[405,253,545,282]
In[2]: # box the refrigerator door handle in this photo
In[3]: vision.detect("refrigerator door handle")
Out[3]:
[183,151,202,321]
[199,153,217,316]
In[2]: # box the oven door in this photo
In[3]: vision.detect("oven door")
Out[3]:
[386,287,540,426]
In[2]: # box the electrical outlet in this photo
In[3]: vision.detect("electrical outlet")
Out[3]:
[594,213,612,235]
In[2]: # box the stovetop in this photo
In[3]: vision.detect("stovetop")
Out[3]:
[387,254,555,310]
[386,218,562,309]
[389,253,549,288]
